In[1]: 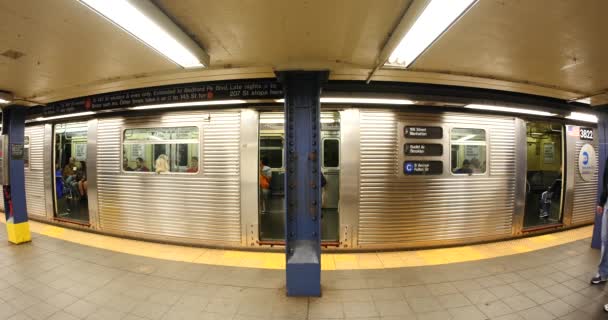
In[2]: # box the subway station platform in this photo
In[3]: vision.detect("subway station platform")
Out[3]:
[0,222,604,320]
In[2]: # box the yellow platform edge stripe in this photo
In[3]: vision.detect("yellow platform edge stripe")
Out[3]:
[2,218,593,270]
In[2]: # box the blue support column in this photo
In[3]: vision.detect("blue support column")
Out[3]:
[2,105,31,244]
[278,71,328,296]
[592,111,608,249]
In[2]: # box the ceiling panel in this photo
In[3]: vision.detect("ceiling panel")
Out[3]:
[155,0,409,68]
[411,0,608,96]
[0,0,178,101]
[0,0,605,105]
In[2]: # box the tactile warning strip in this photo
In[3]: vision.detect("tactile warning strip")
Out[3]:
[6,219,593,270]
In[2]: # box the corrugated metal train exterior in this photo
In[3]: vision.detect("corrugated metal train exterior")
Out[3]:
[15,107,598,250]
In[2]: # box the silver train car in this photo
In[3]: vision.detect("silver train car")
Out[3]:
[12,106,598,250]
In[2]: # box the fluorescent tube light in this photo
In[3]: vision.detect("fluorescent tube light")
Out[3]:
[321,97,414,105]
[79,0,208,68]
[576,98,591,105]
[130,99,247,110]
[260,119,284,124]
[455,134,476,143]
[276,97,414,105]
[35,111,96,121]
[387,0,477,67]
[465,104,556,117]
[566,112,598,123]
[0,98,10,104]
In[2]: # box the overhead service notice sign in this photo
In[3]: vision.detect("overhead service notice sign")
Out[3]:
[404,126,443,139]
[403,161,443,175]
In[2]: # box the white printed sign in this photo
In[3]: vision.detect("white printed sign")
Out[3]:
[543,143,554,163]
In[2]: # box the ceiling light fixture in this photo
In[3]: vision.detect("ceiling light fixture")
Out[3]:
[566,112,598,123]
[321,97,414,105]
[78,0,209,68]
[34,111,96,122]
[0,91,13,104]
[130,99,247,110]
[386,0,477,68]
[275,98,414,105]
[465,104,556,117]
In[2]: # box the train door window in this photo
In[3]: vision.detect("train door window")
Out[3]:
[451,128,487,175]
[260,137,284,169]
[24,136,30,169]
[122,126,200,173]
[321,134,340,242]
[259,113,286,241]
[323,138,339,168]
[523,122,564,229]
[53,122,89,223]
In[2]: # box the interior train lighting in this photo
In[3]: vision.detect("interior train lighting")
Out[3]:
[78,0,209,68]
[34,111,96,121]
[386,0,477,68]
[465,104,556,117]
[566,112,598,123]
[130,99,247,110]
[274,98,414,105]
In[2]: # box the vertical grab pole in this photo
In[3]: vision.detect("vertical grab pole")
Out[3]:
[277,71,328,296]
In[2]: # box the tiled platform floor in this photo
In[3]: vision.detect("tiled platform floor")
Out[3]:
[0,228,605,319]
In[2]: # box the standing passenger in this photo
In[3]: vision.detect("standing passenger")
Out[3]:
[259,157,272,214]
[593,158,608,286]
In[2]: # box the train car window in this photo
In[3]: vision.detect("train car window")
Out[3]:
[122,126,200,173]
[260,136,283,168]
[323,139,339,168]
[24,136,30,169]
[451,128,487,174]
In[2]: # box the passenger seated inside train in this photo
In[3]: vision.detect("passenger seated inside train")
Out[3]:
[186,156,198,173]
[155,154,169,173]
[76,161,87,198]
[63,157,76,178]
[540,170,562,219]
[123,157,133,171]
[454,159,473,174]
[470,158,482,173]
[134,157,149,172]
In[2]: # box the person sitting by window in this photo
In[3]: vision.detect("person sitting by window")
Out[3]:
[73,161,87,198]
[63,157,76,179]
[186,156,199,173]
[134,157,149,172]
[455,159,473,174]
[123,157,133,171]
[470,158,481,173]
[155,154,170,174]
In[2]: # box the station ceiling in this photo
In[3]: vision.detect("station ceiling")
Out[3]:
[0,0,606,106]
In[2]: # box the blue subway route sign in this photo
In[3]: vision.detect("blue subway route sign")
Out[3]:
[403,161,443,175]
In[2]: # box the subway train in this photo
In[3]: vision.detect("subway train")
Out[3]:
[5,104,598,250]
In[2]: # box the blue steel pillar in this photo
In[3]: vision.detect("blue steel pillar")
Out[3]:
[2,105,30,244]
[278,71,328,296]
[592,110,608,249]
